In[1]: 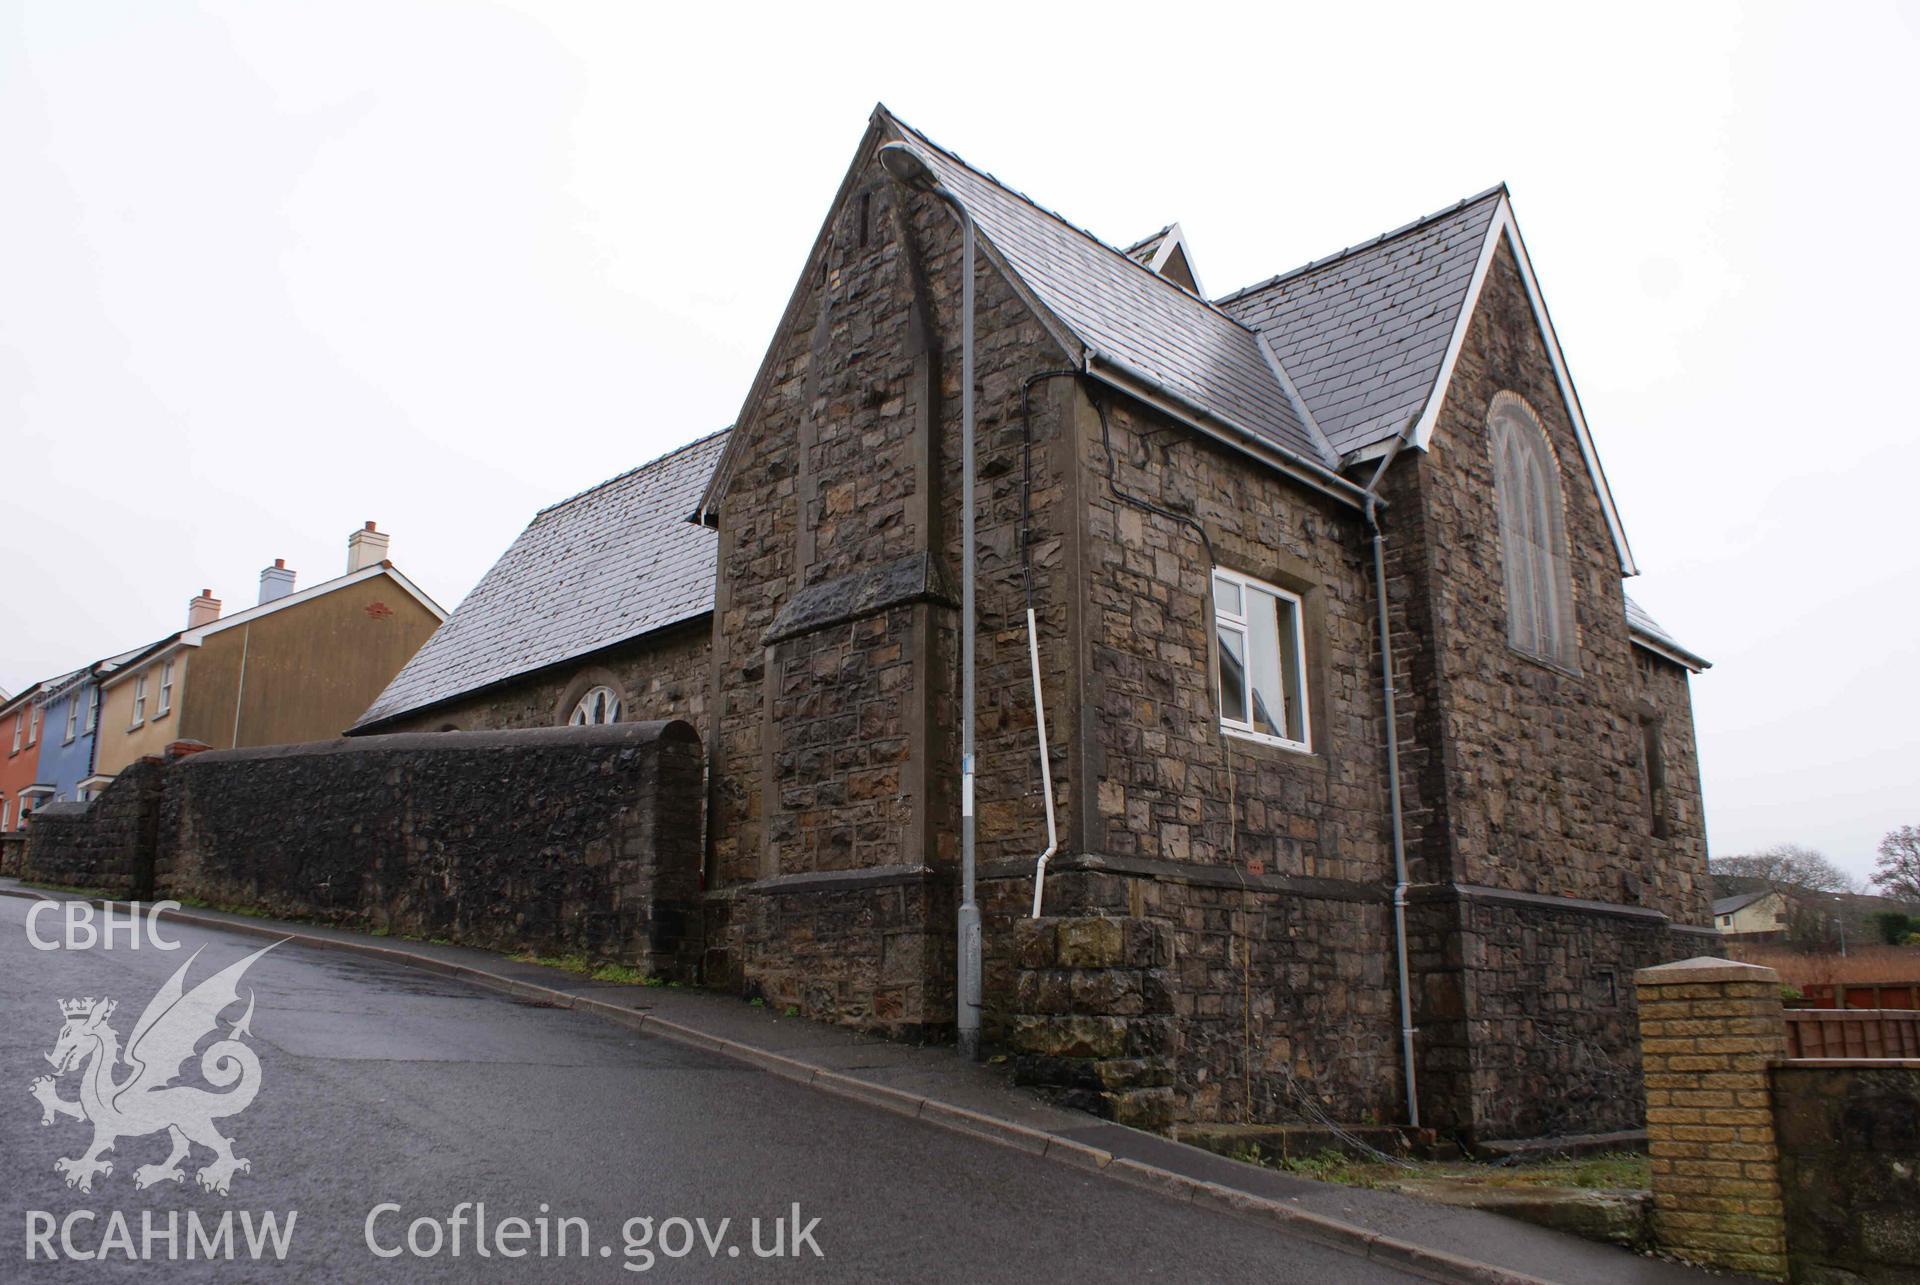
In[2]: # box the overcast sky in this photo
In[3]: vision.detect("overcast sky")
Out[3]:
[3,2,1914,883]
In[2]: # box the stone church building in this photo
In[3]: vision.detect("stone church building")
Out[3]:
[359,106,1713,1143]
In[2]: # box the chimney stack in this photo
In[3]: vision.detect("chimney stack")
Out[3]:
[258,558,296,605]
[346,521,390,574]
[187,589,221,629]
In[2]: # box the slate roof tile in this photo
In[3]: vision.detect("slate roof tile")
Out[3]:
[887,114,1333,469]
[1217,188,1502,459]
[354,429,728,729]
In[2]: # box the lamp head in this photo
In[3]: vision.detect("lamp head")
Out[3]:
[877,142,940,193]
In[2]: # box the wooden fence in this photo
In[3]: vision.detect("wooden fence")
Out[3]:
[1785,981,1920,1010]
[1784,1009,1920,1059]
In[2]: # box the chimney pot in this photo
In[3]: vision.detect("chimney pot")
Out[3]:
[346,521,391,574]
[258,560,297,605]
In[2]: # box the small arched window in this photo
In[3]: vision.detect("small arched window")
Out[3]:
[568,686,622,726]
[1489,394,1577,670]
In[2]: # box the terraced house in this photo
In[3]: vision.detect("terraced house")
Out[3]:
[360,106,1716,1144]
[93,525,445,782]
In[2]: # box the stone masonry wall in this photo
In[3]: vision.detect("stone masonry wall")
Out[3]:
[1773,1062,1920,1283]
[1009,915,1176,1128]
[706,120,1078,1037]
[161,723,706,977]
[370,619,711,741]
[1411,241,1711,925]
[21,757,166,896]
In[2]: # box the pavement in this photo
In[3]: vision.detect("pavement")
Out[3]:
[1,881,1756,1283]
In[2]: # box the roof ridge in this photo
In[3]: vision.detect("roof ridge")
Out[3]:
[535,425,732,518]
[1214,184,1508,307]
[881,109,1266,332]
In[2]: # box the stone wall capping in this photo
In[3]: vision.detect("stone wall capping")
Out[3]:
[1636,957,1781,988]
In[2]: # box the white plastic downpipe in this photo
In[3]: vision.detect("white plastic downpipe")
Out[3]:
[1026,606,1059,918]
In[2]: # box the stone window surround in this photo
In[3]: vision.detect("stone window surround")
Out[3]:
[1487,390,1581,674]
[555,667,630,728]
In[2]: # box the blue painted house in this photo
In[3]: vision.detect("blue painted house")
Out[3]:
[35,645,146,805]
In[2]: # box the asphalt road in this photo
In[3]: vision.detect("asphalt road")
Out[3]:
[1,898,1421,1282]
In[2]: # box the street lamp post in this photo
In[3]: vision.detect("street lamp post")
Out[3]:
[878,142,982,1059]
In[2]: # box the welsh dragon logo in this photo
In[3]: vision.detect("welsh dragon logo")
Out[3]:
[29,941,282,1195]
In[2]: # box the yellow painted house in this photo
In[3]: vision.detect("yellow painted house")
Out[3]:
[1712,889,1794,938]
[93,525,444,782]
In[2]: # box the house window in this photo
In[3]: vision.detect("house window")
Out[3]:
[1213,569,1310,751]
[569,686,622,726]
[27,704,39,746]
[10,713,20,753]
[158,661,175,716]
[64,697,78,743]
[1,799,8,829]
[84,687,98,734]
[132,673,148,725]
[1489,394,1577,670]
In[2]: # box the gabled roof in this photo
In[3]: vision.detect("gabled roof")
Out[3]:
[1123,223,1205,295]
[1713,890,1780,918]
[882,111,1332,469]
[99,563,448,693]
[1219,188,1638,576]
[1626,595,1711,672]
[697,107,1354,523]
[1217,189,1504,459]
[354,429,728,731]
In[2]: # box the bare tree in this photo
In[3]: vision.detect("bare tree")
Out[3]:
[1710,843,1857,895]
[1872,825,1920,904]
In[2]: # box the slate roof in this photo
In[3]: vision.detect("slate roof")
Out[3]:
[1713,890,1776,918]
[1625,595,1710,671]
[887,113,1332,469]
[1216,189,1504,458]
[354,429,728,730]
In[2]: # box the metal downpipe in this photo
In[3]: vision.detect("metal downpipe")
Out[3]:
[1363,419,1421,1129]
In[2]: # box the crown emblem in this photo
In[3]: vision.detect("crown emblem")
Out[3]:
[60,997,96,1018]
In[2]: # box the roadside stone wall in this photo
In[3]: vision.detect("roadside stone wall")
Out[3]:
[160,723,706,977]
[369,619,711,740]
[0,831,22,876]
[1773,1062,1920,1283]
[20,757,165,897]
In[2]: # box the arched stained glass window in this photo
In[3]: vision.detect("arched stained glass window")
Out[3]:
[1489,395,1577,670]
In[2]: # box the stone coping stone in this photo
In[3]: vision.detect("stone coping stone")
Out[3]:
[1635,956,1779,986]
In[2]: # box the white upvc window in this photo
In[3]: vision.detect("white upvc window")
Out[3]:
[568,685,622,726]
[158,661,175,716]
[1213,568,1311,752]
[1,799,8,829]
[132,673,148,726]
[64,696,78,743]
[84,687,98,734]
[27,704,39,746]
[9,713,20,753]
